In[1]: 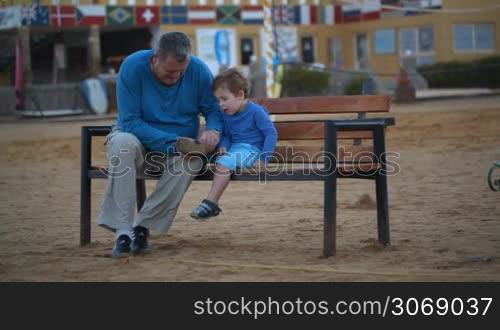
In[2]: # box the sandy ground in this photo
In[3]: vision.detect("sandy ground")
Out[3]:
[0,96,499,282]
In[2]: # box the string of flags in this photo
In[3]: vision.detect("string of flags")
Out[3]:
[0,1,442,30]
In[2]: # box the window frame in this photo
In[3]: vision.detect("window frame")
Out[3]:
[399,26,435,66]
[374,28,396,55]
[300,35,316,64]
[453,23,495,53]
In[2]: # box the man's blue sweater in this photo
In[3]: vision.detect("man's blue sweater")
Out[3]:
[116,50,223,153]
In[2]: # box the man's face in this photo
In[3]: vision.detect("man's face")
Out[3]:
[151,54,190,86]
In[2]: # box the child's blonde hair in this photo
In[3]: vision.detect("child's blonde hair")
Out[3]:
[213,68,251,98]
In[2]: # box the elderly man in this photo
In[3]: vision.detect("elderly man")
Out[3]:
[99,32,223,258]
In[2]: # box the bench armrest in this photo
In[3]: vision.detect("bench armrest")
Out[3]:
[330,117,395,128]
[82,125,112,137]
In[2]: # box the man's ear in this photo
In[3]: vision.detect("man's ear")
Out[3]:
[237,89,245,99]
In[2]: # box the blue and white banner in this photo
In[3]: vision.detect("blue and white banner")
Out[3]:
[196,28,237,75]
[0,6,21,30]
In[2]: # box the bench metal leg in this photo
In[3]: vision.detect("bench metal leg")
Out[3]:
[80,127,91,246]
[323,121,338,257]
[136,179,146,211]
[324,175,337,257]
[374,126,390,246]
[80,178,91,246]
[375,174,390,246]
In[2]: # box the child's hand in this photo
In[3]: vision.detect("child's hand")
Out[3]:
[218,147,227,154]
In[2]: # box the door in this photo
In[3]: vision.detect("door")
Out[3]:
[355,33,369,69]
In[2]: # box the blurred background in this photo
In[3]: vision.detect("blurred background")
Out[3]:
[0,0,499,116]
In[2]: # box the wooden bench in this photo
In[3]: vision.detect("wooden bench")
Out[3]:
[81,95,395,257]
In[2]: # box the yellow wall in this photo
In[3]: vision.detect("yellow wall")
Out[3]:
[330,8,500,76]
[2,0,499,81]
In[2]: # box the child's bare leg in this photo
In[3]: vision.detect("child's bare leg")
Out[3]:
[206,164,231,203]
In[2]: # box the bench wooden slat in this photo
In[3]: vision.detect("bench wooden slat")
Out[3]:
[89,159,381,181]
[253,95,391,114]
[276,122,373,140]
[273,145,375,163]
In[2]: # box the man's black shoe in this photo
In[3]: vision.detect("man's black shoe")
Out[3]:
[131,225,151,255]
[111,234,131,259]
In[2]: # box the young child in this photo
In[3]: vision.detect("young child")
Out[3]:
[190,68,278,220]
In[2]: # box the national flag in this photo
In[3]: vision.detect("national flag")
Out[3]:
[361,0,381,21]
[50,5,76,27]
[380,0,404,19]
[342,4,361,23]
[76,5,106,26]
[161,6,187,24]
[241,5,263,25]
[216,5,240,25]
[0,6,22,30]
[335,5,343,24]
[318,5,335,25]
[21,5,49,26]
[404,0,442,16]
[294,5,318,25]
[272,5,294,25]
[381,0,403,5]
[188,6,216,24]
[136,6,160,26]
[107,6,134,26]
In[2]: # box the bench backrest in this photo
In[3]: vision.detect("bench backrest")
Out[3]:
[83,95,392,167]
[252,95,392,163]
[254,95,391,115]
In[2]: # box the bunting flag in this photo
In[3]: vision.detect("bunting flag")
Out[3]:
[294,5,318,25]
[50,5,76,27]
[188,6,216,24]
[6,3,392,28]
[216,5,240,24]
[136,6,160,25]
[161,6,187,24]
[76,5,106,26]
[361,0,381,21]
[404,0,442,16]
[318,4,335,25]
[341,4,361,23]
[107,6,134,26]
[380,0,404,19]
[404,0,422,16]
[241,5,263,25]
[272,5,294,25]
[0,6,22,30]
[381,0,403,5]
[22,5,49,26]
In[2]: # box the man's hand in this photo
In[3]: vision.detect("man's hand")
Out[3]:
[198,130,220,153]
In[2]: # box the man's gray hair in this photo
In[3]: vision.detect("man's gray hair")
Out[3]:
[156,32,192,62]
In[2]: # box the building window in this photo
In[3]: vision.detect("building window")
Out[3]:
[301,36,315,63]
[240,37,255,65]
[399,26,435,65]
[355,33,369,69]
[374,28,396,54]
[454,24,495,52]
[328,38,343,68]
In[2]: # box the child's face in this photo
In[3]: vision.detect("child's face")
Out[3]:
[214,87,246,116]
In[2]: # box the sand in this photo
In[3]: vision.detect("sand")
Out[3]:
[0,96,499,281]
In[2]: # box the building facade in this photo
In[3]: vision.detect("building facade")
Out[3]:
[0,0,499,89]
